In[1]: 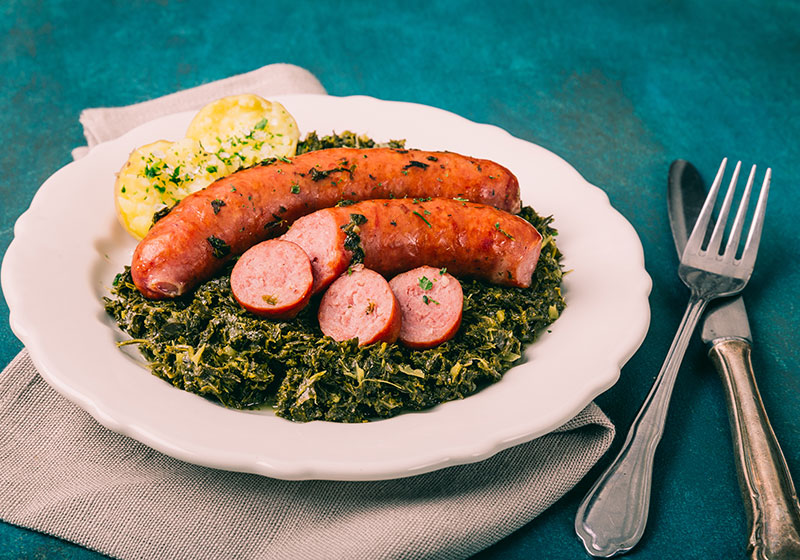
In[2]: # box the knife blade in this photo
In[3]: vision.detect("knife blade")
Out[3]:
[668,159,800,560]
[700,297,751,344]
[667,159,707,255]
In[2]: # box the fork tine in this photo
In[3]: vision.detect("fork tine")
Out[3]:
[738,167,771,270]
[707,160,742,257]
[722,164,756,261]
[684,158,727,258]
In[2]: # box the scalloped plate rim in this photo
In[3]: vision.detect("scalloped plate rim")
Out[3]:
[1,94,651,480]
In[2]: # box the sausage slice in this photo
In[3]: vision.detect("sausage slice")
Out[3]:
[318,266,401,346]
[389,266,463,349]
[280,209,349,295]
[230,239,313,319]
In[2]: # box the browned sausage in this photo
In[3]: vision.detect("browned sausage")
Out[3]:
[280,198,542,293]
[230,239,313,319]
[389,266,463,349]
[131,148,520,299]
[317,266,401,346]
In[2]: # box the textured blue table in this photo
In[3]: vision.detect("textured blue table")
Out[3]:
[2,1,799,558]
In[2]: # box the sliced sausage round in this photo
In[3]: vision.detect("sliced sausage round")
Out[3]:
[318,266,401,346]
[230,239,313,319]
[389,266,463,349]
[280,209,349,295]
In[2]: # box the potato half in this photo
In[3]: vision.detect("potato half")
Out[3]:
[114,138,216,240]
[114,94,300,239]
[185,94,299,168]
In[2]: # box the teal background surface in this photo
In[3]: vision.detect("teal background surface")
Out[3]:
[2,0,799,558]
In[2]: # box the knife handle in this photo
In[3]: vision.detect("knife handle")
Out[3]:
[710,338,800,560]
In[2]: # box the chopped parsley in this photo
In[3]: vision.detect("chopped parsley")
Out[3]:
[412,211,432,228]
[340,213,368,264]
[495,222,515,239]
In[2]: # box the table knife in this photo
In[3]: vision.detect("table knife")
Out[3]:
[670,159,800,560]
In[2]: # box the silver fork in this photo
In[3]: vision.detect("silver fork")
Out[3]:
[575,159,771,557]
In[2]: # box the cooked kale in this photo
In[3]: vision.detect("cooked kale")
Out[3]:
[295,130,405,153]
[103,131,565,422]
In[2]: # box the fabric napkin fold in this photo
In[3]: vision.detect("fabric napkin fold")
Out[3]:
[0,63,615,560]
[71,62,326,159]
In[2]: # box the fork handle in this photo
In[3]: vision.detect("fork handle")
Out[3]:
[575,294,708,557]
[710,339,800,560]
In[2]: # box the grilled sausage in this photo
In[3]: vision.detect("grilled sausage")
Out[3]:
[281,198,543,294]
[230,239,313,319]
[389,266,463,349]
[131,148,520,299]
[317,266,401,346]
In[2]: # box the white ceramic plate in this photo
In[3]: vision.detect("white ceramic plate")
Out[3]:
[1,94,651,481]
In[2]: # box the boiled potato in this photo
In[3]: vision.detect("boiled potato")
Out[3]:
[114,94,300,239]
[114,138,217,239]
[185,94,299,169]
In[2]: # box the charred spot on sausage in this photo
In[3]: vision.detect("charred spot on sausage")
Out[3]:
[210,199,226,214]
[403,160,429,171]
[151,205,173,226]
[263,213,285,230]
[309,162,355,182]
[207,236,231,258]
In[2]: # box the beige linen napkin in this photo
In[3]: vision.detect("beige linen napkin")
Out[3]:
[0,64,615,560]
[71,63,326,158]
